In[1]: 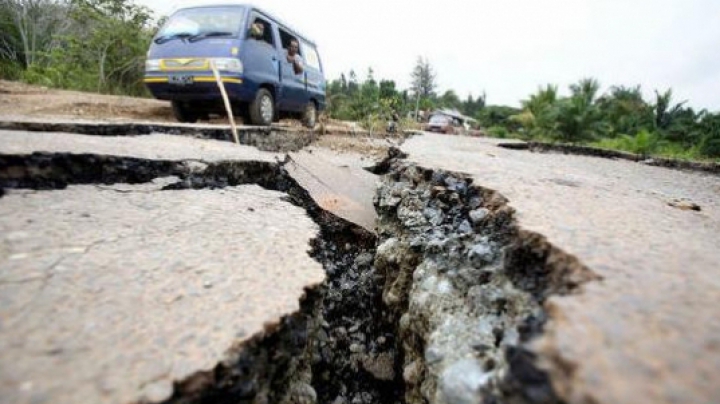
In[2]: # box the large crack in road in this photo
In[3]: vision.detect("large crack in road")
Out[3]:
[0,130,720,404]
[373,159,599,404]
[0,145,607,404]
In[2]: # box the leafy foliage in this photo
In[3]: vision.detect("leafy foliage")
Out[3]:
[697,112,720,157]
[597,85,653,137]
[504,78,720,160]
[1,0,154,95]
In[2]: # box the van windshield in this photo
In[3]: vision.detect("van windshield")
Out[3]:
[156,7,245,43]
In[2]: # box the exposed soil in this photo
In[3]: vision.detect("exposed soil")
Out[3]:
[0,80,175,121]
[314,135,403,160]
[0,80,413,159]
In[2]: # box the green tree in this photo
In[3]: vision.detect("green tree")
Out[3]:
[596,85,653,137]
[554,78,607,143]
[514,84,560,139]
[379,79,397,99]
[476,105,521,131]
[347,69,359,96]
[410,56,436,99]
[0,0,71,77]
[651,89,701,147]
[0,0,71,68]
[462,92,486,117]
[326,77,350,119]
[2,0,155,95]
[695,111,720,157]
[439,89,461,110]
[339,72,348,93]
[360,68,379,103]
[653,89,686,132]
[84,0,152,91]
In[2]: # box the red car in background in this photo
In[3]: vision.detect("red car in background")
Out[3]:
[424,114,455,134]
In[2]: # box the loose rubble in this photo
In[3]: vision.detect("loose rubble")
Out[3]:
[373,160,597,404]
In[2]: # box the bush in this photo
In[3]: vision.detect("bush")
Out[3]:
[0,60,23,80]
[487,126,508,138]
[620,130,663,156]
[590,129,711,159]
[699,134,720,158]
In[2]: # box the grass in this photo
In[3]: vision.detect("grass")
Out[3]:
[590,131,718,162]
[485,129,719,163]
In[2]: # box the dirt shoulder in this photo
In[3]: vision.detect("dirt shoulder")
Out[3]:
[0,80,175,122]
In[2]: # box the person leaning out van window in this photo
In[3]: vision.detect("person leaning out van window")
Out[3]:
[286,39,303,75]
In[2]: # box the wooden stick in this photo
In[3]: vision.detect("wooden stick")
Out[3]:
[210,61,240,144]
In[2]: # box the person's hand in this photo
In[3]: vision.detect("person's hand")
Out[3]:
[250,23,262,38]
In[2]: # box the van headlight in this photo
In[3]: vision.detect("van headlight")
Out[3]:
[145,59,162,72]
[210,58,243,73]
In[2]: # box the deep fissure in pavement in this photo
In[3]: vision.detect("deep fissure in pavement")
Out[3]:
[373,159,598,404]
[0,153,404,404]
[0,151,599,404]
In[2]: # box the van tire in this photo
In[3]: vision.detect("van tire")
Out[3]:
[171,101,198,123]
[249,89,274,126]
[302,102,317,128]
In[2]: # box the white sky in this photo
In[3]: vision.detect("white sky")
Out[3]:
[137,0,720,111]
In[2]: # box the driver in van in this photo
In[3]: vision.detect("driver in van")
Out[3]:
[250,20,264,39]
[286,39,304,75]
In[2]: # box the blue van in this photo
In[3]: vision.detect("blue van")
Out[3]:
[144,4,326,127]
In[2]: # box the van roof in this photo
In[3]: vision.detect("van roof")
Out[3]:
[170,3,317,47]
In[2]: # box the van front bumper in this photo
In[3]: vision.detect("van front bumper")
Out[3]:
[144,74,252,102]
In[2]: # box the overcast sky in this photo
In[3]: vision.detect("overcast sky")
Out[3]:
[137,0,720,111]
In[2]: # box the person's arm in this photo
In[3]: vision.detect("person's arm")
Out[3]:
[292,54,304,75]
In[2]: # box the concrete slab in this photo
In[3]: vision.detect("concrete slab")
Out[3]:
[0,115,317,152]
[0,130,383,235]
[0,129,278,163]
[287,148,379,232]
[400,134,720,404]
[0,183,323,404]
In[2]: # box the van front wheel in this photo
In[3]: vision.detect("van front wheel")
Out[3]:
[249,89,274,126]
[171,101,198,123]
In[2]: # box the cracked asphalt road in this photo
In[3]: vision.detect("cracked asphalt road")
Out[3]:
[0,128,381,404]
[402,133,720,404]
[0,182,323,404]
[0,130,278,163]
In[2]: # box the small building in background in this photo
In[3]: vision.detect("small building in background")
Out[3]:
[429,109,477,130]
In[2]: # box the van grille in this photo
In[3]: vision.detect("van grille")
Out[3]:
[161,59,209,70]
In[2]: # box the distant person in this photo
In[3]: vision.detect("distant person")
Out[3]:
[286,39,303,75]
[387,110,400,133]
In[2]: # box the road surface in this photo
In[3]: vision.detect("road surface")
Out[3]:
[0,129,376,404]
[401,133,720,404]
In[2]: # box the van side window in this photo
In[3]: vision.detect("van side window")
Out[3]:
[278,29,301,56]
[300,41,321,71]
[248,17,274,46]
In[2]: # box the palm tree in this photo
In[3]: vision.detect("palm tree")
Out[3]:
[653,89,684,131]
[516,84,560,139]
[596,85,653,136]
[555,78,606,143]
